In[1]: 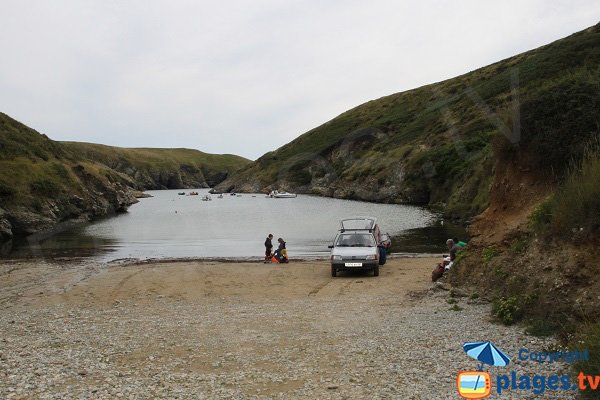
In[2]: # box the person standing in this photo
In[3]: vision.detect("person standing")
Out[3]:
[264,234,274,263]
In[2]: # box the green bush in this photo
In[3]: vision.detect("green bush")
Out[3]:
[31,198,44,211]
[525,319,560,337]
[493,265,510,280]
[492,296,523,325]
[51,162,71,180]
[529,136,600,238]
[528,199,553,231]
[519,73,600,175]
[0,181,14,197]
[510,237,528,254]
[288,168,312,185]
[452,249,468,267]
[549,137,600,237]
[482,247,500,264]
[30,179,61,196]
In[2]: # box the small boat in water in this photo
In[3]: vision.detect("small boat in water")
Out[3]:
[189,192,199,196]
[201,195,212,201]
[267,190,297,198]
[178,192,186,195]
[217,194,223,199]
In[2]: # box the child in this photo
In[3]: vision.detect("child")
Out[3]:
[264,234,274,263]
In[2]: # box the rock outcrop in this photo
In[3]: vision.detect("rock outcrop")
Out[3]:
[0,208,12,240]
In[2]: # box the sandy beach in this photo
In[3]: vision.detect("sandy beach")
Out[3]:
[0,257,568,399]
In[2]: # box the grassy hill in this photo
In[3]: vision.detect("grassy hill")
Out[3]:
[0,113,138,239]
[217,23,600,219]
[62,142,250,189]
[0,113,250,241]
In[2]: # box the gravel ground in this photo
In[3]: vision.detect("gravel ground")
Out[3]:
[0,259,574,399]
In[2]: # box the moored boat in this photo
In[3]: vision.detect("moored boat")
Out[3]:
[268,190,297,198]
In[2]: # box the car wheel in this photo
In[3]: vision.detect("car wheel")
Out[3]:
[373,266,379,276]
[331,266,337,277]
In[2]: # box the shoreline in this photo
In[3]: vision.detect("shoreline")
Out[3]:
[1,252,444,267]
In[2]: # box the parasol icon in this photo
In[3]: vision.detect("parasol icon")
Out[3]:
[463,341,511,371]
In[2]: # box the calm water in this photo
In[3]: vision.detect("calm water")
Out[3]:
[5,189,466,261]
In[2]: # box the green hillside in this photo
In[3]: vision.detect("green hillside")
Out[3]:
[62,142,250,189]
[0,114,250,241]
[218,23,600,380]
[217,23,600,218]
[0,113,138,239]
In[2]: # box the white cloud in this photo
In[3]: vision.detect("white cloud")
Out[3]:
[0,0,598,159]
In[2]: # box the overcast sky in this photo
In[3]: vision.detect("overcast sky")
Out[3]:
[0,1,597,160]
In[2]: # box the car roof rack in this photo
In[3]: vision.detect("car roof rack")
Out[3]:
[339,216,377,233]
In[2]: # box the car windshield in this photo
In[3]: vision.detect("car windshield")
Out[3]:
[335,233,376,247]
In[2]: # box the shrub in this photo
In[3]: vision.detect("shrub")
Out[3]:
[528,199,553,231]
[518,75,600,175]
[453,248,469,266]
[51,163,71,180]
[30,179,61,196]
[529,136,600,238]
[31,198,44,211]
[288,168,312,185]
[525,319,560,337]
[510,237,528,254]
[492,296,523,325]
[482,247,500,264]
[0,181,14,197]
[549,137,600,237]
[493,265,510,280]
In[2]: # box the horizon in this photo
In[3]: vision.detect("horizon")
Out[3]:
[1,1,598,160]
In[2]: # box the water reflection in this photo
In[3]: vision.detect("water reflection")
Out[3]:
[391,222,468,254]
[3,189,467,261]
[5,225,119,259]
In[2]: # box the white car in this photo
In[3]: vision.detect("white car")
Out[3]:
[329,217,379,277]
